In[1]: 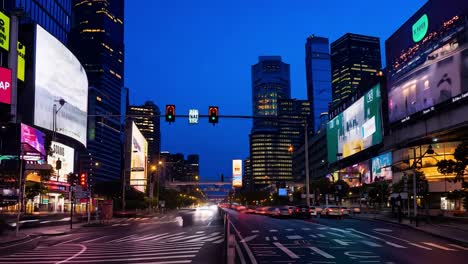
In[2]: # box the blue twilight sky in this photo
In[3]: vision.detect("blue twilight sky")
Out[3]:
[124,0,426,182]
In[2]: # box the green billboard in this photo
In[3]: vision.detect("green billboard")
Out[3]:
[327,84,382,163]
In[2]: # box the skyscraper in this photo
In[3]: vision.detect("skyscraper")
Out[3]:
[251,56,291,131]
[5,0,72,44]
[69,0,124,182]
[127,101,161,165]
[331,33,381,110]
[305,35,332,133]
[278,99,311,150]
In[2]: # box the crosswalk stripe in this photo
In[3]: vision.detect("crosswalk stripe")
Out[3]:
[309,247,335,259]
[285,229,294,231]
[134,233,170,242]
[422,242,457,251]
[347,228,406,248]
[265,237,270,241]
[13,246,204,256]
[240,235,258,243]
[301,228,311,231]
[107,234,137,243]
[309,234,317,238]
[82,236,110,243]
[55,237,80,246]
[327,232,345,238]
[252,230,259,233]
[449,244,468,250]
[213,238,225,244]
[151,232,186,241]
[361,241,382,247]
[169,234,206,242]
[111,224,120,226]
[196,231,204,234]
[122,234,154,242]
[408,243,432,250]
[286,235,303,240]
[386,241,406,248]
[187,233,221,242]
[274,242,299,259]
[272,236,278,241]
[317,227,328,230]
[318,234,325,238]
[10,249,201,259]
[269,229,278,232]
[201,235,224,242]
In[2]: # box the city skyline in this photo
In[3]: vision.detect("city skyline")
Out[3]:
[124,0,427,181]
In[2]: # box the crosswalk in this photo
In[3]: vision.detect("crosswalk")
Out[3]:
[110,215,177,226]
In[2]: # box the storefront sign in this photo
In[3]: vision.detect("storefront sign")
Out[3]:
[0,67,12,104]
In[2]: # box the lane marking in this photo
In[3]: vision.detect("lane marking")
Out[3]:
[196,231,204,234]
[302,228,311,231]
[285,229,294,231]
[0,237,40,249]
[55,237,81,246]
[317,227,328,230]
[273,236,278,241]
[361,241,382,247]
[252,230,259,233]
[449,244,468,250]
[386,242,406,248]
[81,236,110,243]
[202,235,224,242]
[373,228,392,232]
[273,242,300,259]
[168,234,206,242]
[309,234,317,238]
[213,238,225,244]
[240,235,258,243]
[408,242,432,250]
[327,232,345,238]
[347,229,406,248]
[286,235,303,240]
[269,229,278,233]
[229,218,258,264]
[235,240,247,264]
[330,227,364,238]
[55,244,87,264]
[134,233,170,242]
[318,234,325,238]
[106,234,137,243]
[265,236,270,241]
[422,242,457,251]
[333,239,351,246]
[309,247,335,259]
[151,232,186,241]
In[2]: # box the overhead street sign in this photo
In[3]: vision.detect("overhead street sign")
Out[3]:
[189,109,199,124]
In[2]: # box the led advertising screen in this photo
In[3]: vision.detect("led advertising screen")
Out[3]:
[232,159,242,188]
[130,122,147,193]
[278,188,287,196]
[0,11,10,51]
[48,141,74,182]
[327,84,382,163]
[34,25,88,146]
[386,0,468,124]
[371,152,392,182]
[0,67,12,104]
[21,123,46,157]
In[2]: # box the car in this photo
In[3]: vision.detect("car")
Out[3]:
[267,207,281,217]
[309,206,320,217]
[243,206,257,214]
[255,206,270,215]
[278,206,295,217]
[349,206,361,214]
[321,205,346,218]
[293,205,312,218]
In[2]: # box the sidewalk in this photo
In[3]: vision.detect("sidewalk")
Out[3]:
[352,212,468,246]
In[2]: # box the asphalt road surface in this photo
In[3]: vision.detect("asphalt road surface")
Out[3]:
[0,208,224,264]
[227,209,468,264]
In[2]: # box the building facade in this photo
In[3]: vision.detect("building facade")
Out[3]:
[278,99,311,151]
[330,33,381,112]
[69,0,124,182]
[305,35,332,133]
[127,101,161,165]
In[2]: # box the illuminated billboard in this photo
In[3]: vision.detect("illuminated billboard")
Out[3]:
[386,0,468,124]
[232,159,242,188]
[0,67,12,104]
[130,122,147,193]
[48,141,74,182]
[21,123,46,158]
[327,84,382,163]
[371,152,392,182]
[0,11,10,51]
[34,25,88,146]
[17,42,25,82]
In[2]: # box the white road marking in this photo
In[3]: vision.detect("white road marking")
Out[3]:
[347,228,406,248]
[134,233,170,242]
[302,228,311,231]
[213,238,225,244]
[333,239,351,246]
[386,242,406,248]
[111,224,120,226]
[286,235,303,240]
[309,234,318,238]
[187,232,221,242]
[318,234,326,238]
[252,230,260,233]
[361,241,382,247]
[0,237,41,249]
[265,237,270,241]
[273,236,278,241]
[229,219,258,264]
[235,240,247,264]
[269,229,278,232]
[55,237,81,246]
[422,242,457,251]
[169,234,206,242]
[202,235,224,242]
[121,223,129,226]
[240,235,258,243]
[274,242,299,259]
[317,227,328,230]
[327,232,345,238]
[196,231,204,234]
[285,229,294,231]
[106,234,137,243]
[449,244,468,250]
[55,244,87,264]
[309,247,335,259]
[153,233,187,241]
[408,243,433,250]
[373,228,392,232]
[82,236,110,243]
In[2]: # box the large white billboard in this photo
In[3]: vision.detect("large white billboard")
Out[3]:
[47,141,74,182]
[34,25,88,146]
[232,159,242,188]
[130,122,148,192]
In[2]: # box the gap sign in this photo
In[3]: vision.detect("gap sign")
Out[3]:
[0,67,12,104]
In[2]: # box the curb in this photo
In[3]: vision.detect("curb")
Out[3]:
[352,215,468,247]
[0,234,31,246]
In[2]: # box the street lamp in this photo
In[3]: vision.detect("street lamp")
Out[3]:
[52,99,66,142]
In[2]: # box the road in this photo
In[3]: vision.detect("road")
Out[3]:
[0,208,224,264]
[227,209,468,264]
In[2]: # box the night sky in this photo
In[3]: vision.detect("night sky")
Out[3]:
[124,0,426,182]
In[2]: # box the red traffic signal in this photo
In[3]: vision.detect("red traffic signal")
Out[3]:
[165,105,175,122]
[80,173,87,190]
[208,106,219,124]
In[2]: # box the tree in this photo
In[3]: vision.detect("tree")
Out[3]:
[437,142,468,183]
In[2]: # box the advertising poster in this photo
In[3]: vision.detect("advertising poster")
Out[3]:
[232,159,242,188]
[0,11,10,51]
[21,123,46,157]
[327,84,382,163]
[34,25,88,146]
[130,122,147,192]
[17,42,25,82]
[47,141,74,182]
[0,67,11,104]
[371,152,393,181]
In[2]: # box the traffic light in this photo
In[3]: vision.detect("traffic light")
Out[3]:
[208,106,219,124]
[165,105,175,122]
[80,172,87,190]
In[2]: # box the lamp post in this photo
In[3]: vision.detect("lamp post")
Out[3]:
[52,99,66,142]
[149,165,157,212]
